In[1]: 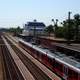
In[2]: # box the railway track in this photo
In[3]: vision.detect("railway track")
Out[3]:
[4,36,52,80]
[0,36,24,80]
[0,37,5,80]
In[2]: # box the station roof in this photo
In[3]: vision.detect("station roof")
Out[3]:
[26,22,45,27]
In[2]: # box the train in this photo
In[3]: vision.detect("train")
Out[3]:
[19,39,80,80]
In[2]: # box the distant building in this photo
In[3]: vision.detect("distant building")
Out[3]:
[23,21,46,36]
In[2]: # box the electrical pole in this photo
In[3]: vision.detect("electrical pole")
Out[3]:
[67,11,72,44]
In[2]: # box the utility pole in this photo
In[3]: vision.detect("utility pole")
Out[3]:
[67,11,72,44]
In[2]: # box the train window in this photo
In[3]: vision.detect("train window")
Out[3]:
[55,61,63,72]
[41,54,46,60]
[63,66,68,75]
[52,60,55,68]
[68,68,78,78]
[48,57,53,65]
[36,51,39,56]
[68,69,73,76]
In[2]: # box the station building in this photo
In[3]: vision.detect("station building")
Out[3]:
[23,21,46,36]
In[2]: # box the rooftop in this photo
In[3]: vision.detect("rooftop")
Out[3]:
[25,22,45,27]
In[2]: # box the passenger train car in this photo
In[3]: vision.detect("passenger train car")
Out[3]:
[19,39,80,80]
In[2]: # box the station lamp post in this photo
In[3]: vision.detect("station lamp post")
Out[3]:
[33,19,37,42]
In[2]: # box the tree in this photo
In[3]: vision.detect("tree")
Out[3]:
[16,26,22,34]
[44,25,54,36]
[55,26,64,38]
[52,19,58,37]
[8,26,23,36]
[74,14,80,41]
[63,19,75,40]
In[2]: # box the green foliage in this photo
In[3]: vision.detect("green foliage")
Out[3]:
[62,19,75,40]
[16,26,23,34]
[55,27,64,38]
[44,25,54,36]
[51,13,80,41]
[44,13,80,41]
[8,26,23,35]
[74,14,80,41]
[59,14,80,41]
[9,28,16,33]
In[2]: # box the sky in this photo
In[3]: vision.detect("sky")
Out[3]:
[0,0,80,28]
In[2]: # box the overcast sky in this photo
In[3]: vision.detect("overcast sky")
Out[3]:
[0,0,80,28]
